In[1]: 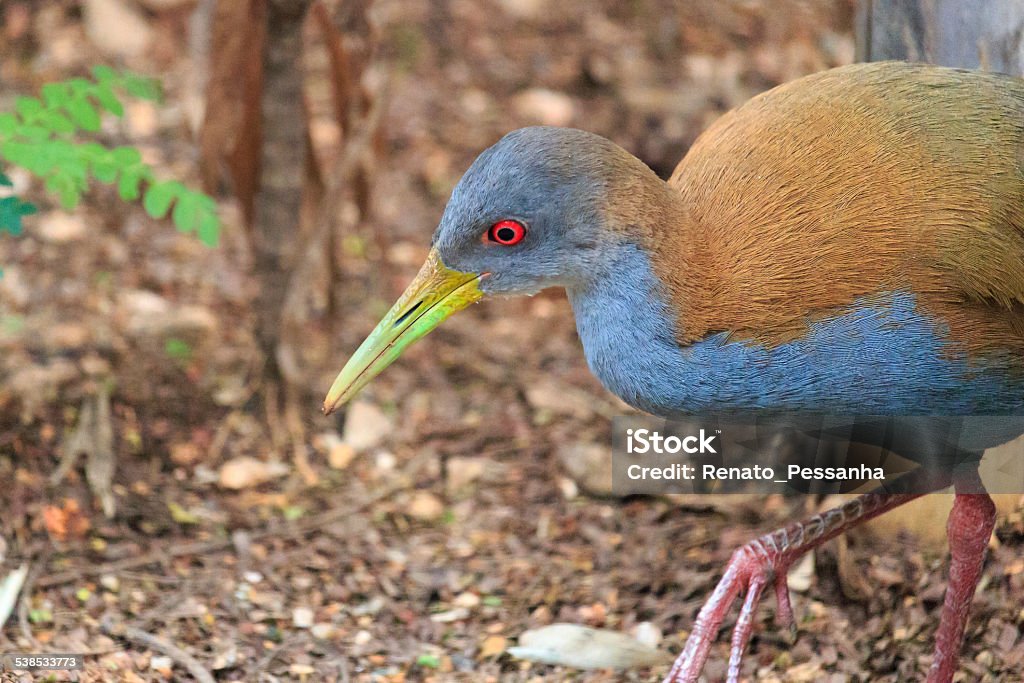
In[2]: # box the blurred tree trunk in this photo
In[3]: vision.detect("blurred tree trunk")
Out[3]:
[856,0,1024,75]
[200,0,382,400]
[252,0,317,379]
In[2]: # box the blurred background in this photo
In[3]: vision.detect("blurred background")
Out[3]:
[0,0,1022,681]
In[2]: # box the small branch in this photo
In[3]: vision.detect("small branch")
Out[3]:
[51,386,117,517]
[36,450,431,589]
[86,384,116,518]
[285,386,319,485]
[50,398,95,486]
[0,563,28,632]
[17,555,47,649]
[101,616,215,683]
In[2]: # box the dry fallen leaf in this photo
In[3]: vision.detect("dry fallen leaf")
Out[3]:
[42,498,91,541]
[407,491,445,522]
[507,623,672,670]
[328,441,357,469]
[478,634,507,658]
[218,457,289,490]
[169,442,202,465]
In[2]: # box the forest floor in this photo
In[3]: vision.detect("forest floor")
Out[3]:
[1,1,1023,681]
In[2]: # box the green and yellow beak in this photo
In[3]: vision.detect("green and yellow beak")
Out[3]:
[322,248,485,415]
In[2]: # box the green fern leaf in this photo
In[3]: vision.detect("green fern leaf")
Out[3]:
[143,180,182,219]
[66,98,101,132]
[92,84,124,117]
[197,211,220,247]
[112,146,141,165]
[171,191,200,233]
[15,97,43,122]
[0,114,16,136]
[117,166,145,201]
[91,65,116,83]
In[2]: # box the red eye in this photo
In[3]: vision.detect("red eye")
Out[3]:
[487,219,527,245]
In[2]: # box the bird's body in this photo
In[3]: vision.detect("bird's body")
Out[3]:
[324,61,1024,682]
[568,62,1024,419]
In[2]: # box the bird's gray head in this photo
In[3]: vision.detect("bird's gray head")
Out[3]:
[433,126,652,294]
[323,126,668,413]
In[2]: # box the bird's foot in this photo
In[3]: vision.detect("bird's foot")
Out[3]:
[661,532,798,683]
[662,490,924,683]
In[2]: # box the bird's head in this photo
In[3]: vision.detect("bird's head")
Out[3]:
[323,126,668,414]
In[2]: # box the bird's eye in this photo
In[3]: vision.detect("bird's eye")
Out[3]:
[486,219,527,246]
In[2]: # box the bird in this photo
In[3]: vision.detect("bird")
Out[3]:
[322,61,1024,682]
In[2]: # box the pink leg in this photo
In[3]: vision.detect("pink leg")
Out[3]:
[727,575,767,681]
[926,474,995,683]
[663,470,954,683]
[662,468,996,683]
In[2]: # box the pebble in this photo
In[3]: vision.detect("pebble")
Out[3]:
[557,442,613,496]
[343,401,393,452]
[311,623,336,639]
[149,655,172,671]
[453,592,481,609]
[513,89,575,127]
[446,456,486,491]
[36,213,86,243]
[292,607,314,629]
[787,551,815,593]
[327,440,357,470]
[408,491,445,521]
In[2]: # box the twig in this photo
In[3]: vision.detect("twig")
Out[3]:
[86,384,116,518]
[264,381,287,454]
[0,563,28,632]
[50,397,94,486]
[285,386,318,485]
[207,410,245,464]
[51,388,117,517]
[254,632,303,676]
[36,539,223,589]
[101,616,215,683]
[36,450,431,588]
[17,553,47,649]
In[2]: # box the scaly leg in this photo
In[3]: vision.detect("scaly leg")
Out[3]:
[663,470,953,683]
[926,470,995,682]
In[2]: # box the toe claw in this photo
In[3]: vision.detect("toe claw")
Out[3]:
[773,572,796,640]
[727,578,768,682]
[666,488,926,681]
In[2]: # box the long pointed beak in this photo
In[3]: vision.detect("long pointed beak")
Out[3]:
[323,248,485,415]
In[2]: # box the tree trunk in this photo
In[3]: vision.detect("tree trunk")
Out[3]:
[856,0,1024,75]
[253,0,315,378]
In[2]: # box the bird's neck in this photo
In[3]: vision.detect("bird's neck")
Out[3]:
[565,238,695,415]
[559,163,703,413]
[597,161,706,343]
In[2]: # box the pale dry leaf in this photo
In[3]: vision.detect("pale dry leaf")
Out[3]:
[218,457,289,489]
[507,623,672,670]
